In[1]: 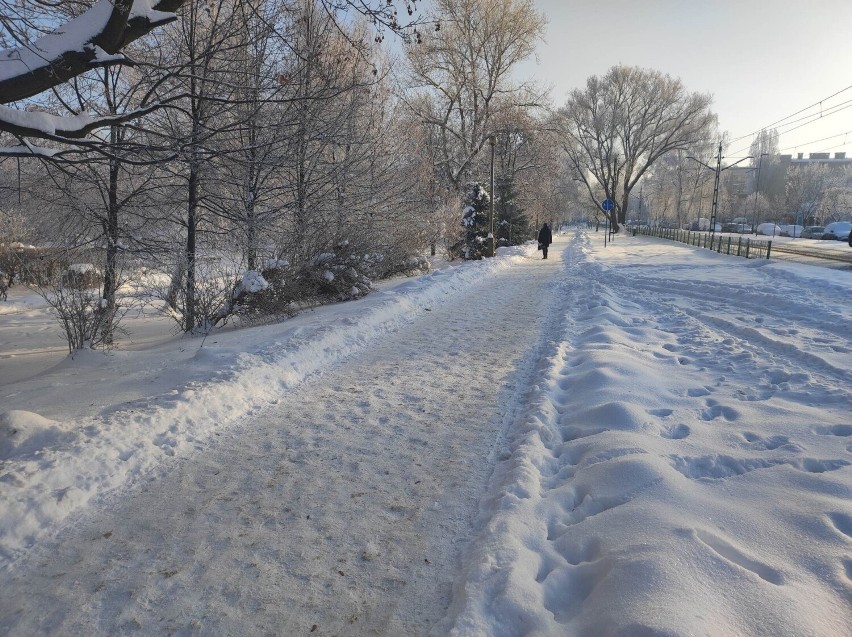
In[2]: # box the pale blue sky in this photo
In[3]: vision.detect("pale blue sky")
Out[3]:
[521,0,852,160]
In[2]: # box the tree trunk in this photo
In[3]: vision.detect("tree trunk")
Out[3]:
[102,143,120,343]
[185,161,198,332]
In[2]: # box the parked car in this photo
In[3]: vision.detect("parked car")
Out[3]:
[689,218,721,232]
[821,221,852,241]
[721,223,740,233]
[736,223,752,233]
[756,223,783,236]
[800,226,825,239]
[779,224,803,237]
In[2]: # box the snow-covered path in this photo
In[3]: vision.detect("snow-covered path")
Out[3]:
[1,231,850,636]
[0,241,565,635]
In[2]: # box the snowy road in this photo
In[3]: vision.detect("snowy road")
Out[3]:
[1,232,851,636]
[1,241,565,635]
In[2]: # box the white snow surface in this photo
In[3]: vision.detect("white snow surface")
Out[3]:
[0,232,850,636]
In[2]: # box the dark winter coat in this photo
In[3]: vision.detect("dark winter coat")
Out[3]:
[538,224,552,247]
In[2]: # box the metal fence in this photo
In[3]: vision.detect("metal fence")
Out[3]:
[628,226,772,260]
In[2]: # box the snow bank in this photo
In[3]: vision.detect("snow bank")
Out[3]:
[441,233,852,636]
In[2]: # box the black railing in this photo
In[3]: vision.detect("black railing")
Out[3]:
[627,226,772,260]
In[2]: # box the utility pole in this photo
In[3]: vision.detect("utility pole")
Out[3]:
[688,142,751,235]
[709,142,722,234]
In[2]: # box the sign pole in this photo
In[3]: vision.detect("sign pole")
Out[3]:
[600,198,615,247]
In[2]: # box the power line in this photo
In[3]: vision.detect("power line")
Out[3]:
[773,101,852,138]
[728,100,852,158]
[727,83,852,146]
[779,129,852,153]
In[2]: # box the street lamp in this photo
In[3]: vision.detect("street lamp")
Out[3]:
[488,134,496,257]
[751,152,769,234]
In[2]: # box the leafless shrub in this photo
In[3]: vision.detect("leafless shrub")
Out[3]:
[36,258,134,353]
[152,255,244,335]
[0,244,69,287]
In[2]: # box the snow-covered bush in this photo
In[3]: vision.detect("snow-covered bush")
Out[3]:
[61,263,103,290]
[43,286,124,352]
[154,256,245,335]
[229,240,429,317]
[36,259,132,352]
[296,241,376,301]
[229,261,295,320]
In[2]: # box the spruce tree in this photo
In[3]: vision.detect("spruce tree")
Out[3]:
[461,182,490,260]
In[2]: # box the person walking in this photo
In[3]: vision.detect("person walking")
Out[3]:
[537,223,552,259]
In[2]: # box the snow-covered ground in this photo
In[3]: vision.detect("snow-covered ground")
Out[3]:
[1,231,850,636]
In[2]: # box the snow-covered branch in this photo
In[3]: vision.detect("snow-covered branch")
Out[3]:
[0,102,166,142]
[0,0,186,105]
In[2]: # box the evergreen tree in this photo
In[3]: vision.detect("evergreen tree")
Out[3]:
[461,182,490,259]
[495,177,531,246]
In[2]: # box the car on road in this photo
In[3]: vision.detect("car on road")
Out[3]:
[800,226,824,239]
[821,221,852,241]
[756,223,783,236]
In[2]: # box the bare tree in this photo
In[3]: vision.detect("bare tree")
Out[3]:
[404,0,545,193]
[0,0,423,151]
[557,65,717,232]
[786,164,845,225]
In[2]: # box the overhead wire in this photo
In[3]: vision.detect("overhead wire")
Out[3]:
[727,83,852,146]
[728,104,852,158]
[725,85,852,160]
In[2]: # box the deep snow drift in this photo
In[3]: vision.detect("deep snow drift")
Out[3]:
[1,232,850,636]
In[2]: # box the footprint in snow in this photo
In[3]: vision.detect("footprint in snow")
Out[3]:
[661,424,690,440]
[647,408,673,417]
[670,455,783,480]
[700,404,740,422]
[740,432,802,452]
[826,512,852,540]
[813,424,852,437]
[691,529,784,585]
[843,559,852,582]
[687,387,712,398]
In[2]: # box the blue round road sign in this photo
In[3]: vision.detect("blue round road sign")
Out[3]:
[601,199,614,212]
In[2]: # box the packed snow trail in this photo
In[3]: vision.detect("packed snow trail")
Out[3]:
[0,241,568,635]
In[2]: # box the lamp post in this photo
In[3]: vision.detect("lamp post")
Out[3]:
[489,134,496,257]
[751,152,769,234]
